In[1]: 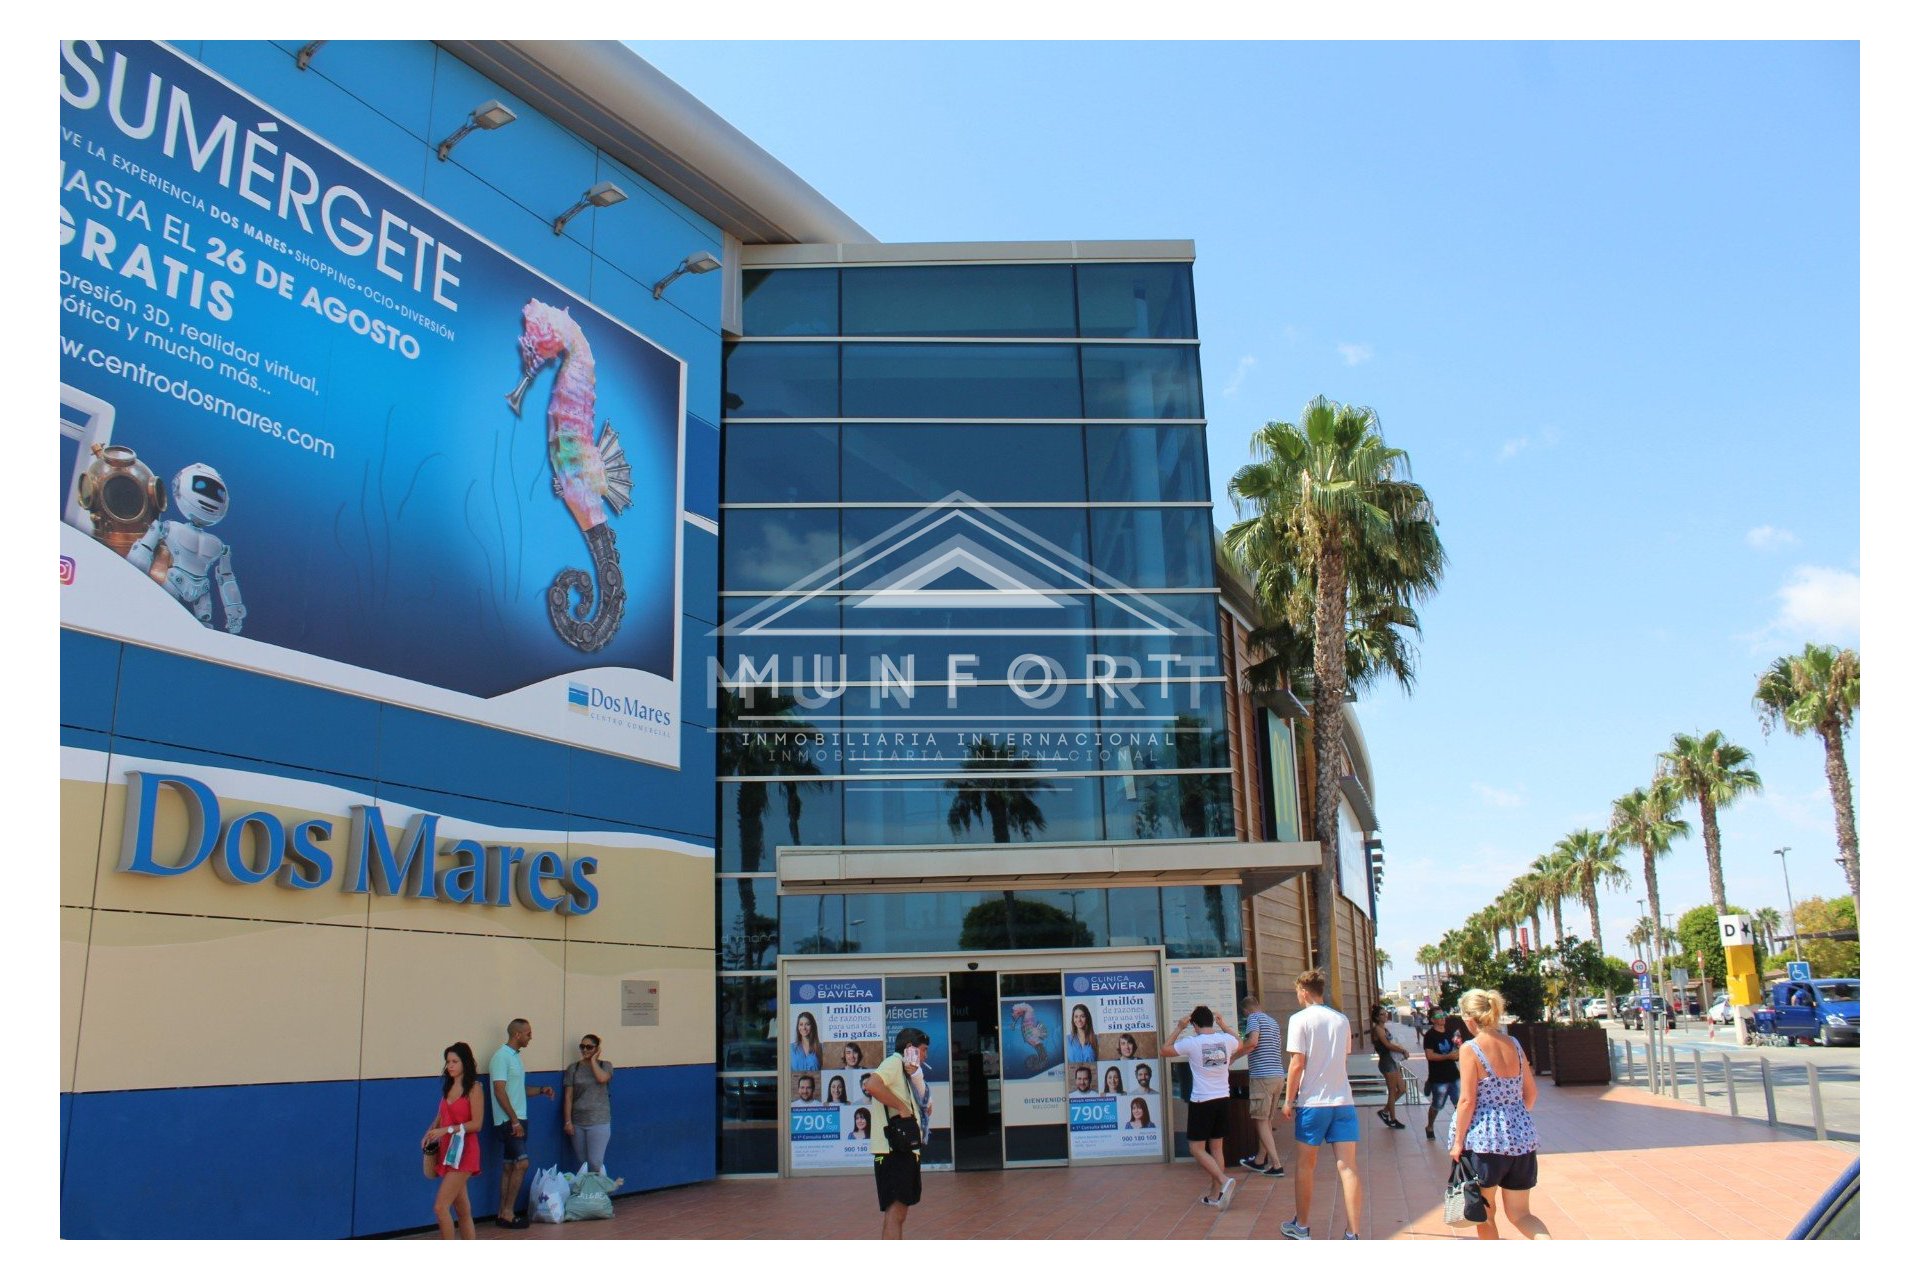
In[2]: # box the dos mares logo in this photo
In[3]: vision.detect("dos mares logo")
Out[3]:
[118,771,599,914]
[567,682,671,732]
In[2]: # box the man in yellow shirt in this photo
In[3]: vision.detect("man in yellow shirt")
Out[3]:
[866,1026,933,1239]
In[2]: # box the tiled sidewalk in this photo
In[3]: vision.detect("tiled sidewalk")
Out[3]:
[453,1076,1850,1241]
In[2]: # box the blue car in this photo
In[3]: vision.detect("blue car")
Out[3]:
[1755,978,1859,1047]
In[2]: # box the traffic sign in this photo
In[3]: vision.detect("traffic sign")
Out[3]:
[1786,960,1812,982]
[1636,974,1654,993]
[1631,958,1648,976]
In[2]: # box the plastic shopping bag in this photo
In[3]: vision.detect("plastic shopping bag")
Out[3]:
[529,1164,569,1224]
[563,1169,622,1221]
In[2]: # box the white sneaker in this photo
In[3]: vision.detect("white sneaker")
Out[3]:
[1216,1176,1237,1211]
[1200,1193,1222,1208]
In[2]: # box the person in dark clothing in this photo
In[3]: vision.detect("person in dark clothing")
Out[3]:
[1422,1008,1463,1141]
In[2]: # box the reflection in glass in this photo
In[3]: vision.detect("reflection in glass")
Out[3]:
[723,342,838,418]
[719,877,778,972]
[1075,263,1197,339]
[1092,592,1221,666]
[842,264,1076,337]
[841,424,1088,502]
[1085,425,1209,503]
[1105,772,1234,841]
[719,976,778,1072]
[717,781,842,872]
[1094,682,1230,771]
[1080,346,1203,419]
[1108,887,1163,946]
[1163,885,1242,958]
[842,344,1082,419]
[723,424,838,503]
[721,508,839,592]
[1090,507,1217,589]
[741,268,839,336]
[780,893,849,955]
[718,1075,779,1174]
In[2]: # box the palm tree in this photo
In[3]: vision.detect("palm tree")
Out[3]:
[1610,782,1690,967]
[1754,644,1861,904]
[1416,943,1441,994]
[718,687,825,966]
[1557,828,1629,954]
[1659,730,1764,916]
[1225,396,1445,968]
[1531,847,1573,946]
[1498,881,1536,951]
[946,740,1050,948]
[1627,916,1655,962]
[1753,906,1783,956]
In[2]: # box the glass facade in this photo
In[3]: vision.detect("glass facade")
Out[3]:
[718,257,1229,1174]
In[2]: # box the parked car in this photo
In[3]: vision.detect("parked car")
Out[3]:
[1581,998,1611,1019]
[1621,1001,1675,1031]
[1707,994,1736,1025]
[1754,978,1860,1047]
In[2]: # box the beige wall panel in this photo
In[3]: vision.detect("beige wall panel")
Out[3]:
[359,929,567,1080]
[75,913,368,1092]
[92,757,373,928]
[61,749,110,908]
[562,841,713,950]
[561,941,717,1069]
[61,907,90,1091]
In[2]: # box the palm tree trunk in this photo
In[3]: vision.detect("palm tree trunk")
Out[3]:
[1700,794,1727,916]
[1308,532,1348,973]
[1821,726,1861,908]
[1642,849,1663,973]
[1586,884,1603,956]
[1550,897,1564,947]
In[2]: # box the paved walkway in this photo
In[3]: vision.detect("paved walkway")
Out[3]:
[442,1030,1852,1241]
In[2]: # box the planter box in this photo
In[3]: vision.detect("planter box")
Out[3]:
[1548,1026,1612,1085]
[1509,1022,1554,1075]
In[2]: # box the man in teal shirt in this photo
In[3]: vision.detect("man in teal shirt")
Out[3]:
[488,1018,554,1228]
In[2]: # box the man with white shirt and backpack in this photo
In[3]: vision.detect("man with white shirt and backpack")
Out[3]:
[1161,1005,1241,1210]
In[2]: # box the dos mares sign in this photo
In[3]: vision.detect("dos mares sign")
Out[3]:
[119,771,600,914]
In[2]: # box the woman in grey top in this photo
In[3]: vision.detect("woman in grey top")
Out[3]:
[563,1033,614,1172]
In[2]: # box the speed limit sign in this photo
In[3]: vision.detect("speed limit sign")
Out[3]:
[1631,959,1648,976]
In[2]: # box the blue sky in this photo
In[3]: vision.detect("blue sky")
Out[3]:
[635,40,1862,975]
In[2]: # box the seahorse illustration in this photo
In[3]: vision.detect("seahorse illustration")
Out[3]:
[506,299,634,652]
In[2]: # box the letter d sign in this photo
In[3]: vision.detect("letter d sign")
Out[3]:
[118,771,219,876]
[1717,914,1754,947]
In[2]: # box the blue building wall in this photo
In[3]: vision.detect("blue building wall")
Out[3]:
[60,40,723,1238]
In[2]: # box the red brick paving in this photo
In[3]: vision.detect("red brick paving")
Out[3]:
[443,1076,1849,1241]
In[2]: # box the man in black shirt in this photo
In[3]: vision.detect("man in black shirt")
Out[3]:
[1421,1009,1463,1141]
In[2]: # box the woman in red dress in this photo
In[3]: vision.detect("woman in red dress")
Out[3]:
[422,1042,485,1238]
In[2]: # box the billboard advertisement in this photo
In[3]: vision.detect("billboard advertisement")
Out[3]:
[786,978,884,1171]
[1064,969,1162,1160]
[58,40,685,768]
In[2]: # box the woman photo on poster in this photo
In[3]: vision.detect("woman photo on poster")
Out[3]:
[1067,1004,1098,1063]
[826,1075,850,1105]
[791,1012,821,1071]
[1104,1066,1126,1095]
[852,1107,872,1139]
[1127,1098,1155,1130]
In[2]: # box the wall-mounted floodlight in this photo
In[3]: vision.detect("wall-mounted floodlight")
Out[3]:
[651,250,722,299]
[294,41,326,71]
[552,181,628,236]
[435,100,517,162]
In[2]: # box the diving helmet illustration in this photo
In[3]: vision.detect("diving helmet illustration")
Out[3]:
[76,443,166,556]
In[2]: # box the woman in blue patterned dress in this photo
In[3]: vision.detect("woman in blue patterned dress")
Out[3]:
[1447,988,1552,1239]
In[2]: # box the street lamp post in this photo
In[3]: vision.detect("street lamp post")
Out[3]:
[1774,846,1805,964]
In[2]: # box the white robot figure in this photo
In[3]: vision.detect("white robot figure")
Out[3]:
[127,463,246,634]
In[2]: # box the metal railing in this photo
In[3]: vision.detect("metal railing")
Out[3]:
[1615,1038,1828,1140]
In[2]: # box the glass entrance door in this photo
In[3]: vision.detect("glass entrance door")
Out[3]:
[946,969,1001,1170]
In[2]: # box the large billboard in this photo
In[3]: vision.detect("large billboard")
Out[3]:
[58,41,685,768]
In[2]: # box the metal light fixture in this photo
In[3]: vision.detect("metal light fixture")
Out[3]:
[294,41,326,72]
[435,100,517,162]
[552,181,627,236]
[651,249,722,299]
